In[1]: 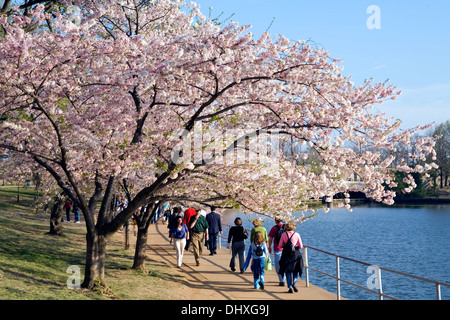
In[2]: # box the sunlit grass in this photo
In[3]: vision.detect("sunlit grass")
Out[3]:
[0,186,185,300]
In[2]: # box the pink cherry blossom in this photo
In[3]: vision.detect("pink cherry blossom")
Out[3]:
[0,0,438,287]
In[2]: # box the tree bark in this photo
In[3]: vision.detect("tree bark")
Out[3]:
[82,232,107,289]
[132,203,156,271]
[132,226,148,271]
[46,196,64,236]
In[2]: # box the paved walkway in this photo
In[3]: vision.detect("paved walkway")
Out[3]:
[146,221,338,300]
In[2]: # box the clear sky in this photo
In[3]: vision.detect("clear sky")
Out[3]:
[192,0,450,131]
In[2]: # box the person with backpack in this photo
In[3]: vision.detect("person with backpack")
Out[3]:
[278,221,304,293]
[268,215,287,286]
[243,231,268,290]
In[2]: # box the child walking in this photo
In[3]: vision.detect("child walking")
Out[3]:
[243,231,268,290]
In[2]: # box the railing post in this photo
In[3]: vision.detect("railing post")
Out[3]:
[436,284,441,300]
[336,256,341,300]
[303,247,309,287]
[377,267,383,300]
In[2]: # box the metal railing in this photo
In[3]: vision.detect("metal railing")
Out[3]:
[217,224,450,300]
[303,246,449,300]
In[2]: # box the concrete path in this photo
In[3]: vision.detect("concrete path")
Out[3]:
[146,221,338,300]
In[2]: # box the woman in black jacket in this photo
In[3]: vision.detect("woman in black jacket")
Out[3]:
[227,217,248,273]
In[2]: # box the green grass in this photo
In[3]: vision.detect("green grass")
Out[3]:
[0,186,186,300]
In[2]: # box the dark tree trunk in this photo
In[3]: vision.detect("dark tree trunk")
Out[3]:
[82,232,108,289]
[125,221,131,250]
[132,203,156,271]
[132,226,148,271]
[81,176,115,291]
[46,196,64,236]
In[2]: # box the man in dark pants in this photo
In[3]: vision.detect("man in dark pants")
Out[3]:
[205,206,222,255]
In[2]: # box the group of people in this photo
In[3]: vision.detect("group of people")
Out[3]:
[62,199,80,223]
[165,205,304,294]
[228,216,304,293]
[167,206,222,268]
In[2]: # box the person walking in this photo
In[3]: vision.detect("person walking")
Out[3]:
[243,231,268,290]
[162,203,171,225]
[167,206,183,232]
[250,218,268,243]
[63,199,72,222]
[183,208,196,251]
[227,217,248,273]
[278,221,304,293]
[268,215,286,286]
[169,216,189,267]
[205,206,222,255]
[73,203,80,223]
[189,209,209,266]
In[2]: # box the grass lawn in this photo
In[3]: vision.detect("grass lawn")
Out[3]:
[0,186,186,300]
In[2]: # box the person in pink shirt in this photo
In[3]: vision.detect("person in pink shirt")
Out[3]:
[268,215,287,286]
[278,221,304,293]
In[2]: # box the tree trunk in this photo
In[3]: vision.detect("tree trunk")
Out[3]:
[82,232,108,289]
[131,203,156,271]
[125,221,131,250]
[132,226,148,271]
[46,196,64,236]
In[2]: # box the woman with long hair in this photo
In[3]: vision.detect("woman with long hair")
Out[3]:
[243,231,268,290]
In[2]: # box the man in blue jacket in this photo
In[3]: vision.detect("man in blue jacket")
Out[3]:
[206,206,222,255]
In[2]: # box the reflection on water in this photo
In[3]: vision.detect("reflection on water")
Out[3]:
[219,203,450,300]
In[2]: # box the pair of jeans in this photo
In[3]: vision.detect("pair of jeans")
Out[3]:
[209,233,218,253]
[230,240,245,271]
[273,250,286,283]
[74,209,80,222]
[286,272,299,289]
[251,258,265,288]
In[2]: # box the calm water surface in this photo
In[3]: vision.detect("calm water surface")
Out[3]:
[221,203,450,300]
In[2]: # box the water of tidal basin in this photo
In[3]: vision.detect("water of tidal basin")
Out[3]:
[221,203,450,300]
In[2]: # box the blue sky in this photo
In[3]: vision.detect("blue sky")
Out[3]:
[193,0,450,131]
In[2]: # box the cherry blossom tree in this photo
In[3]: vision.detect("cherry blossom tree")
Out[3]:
[0,0,438,288]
